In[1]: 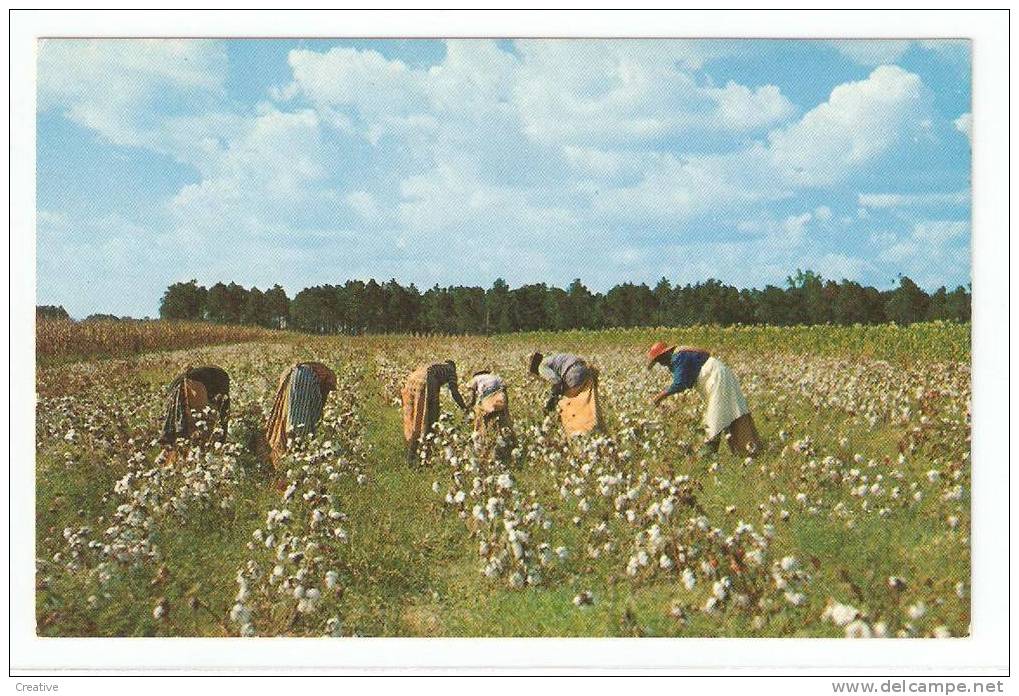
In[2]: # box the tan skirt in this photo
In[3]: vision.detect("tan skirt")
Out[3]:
[264,367,293,467]
[401,366,435,445]
[474,389,512,435]
[558,368,603,437]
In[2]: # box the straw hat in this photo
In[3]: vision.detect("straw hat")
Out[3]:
[646,341,675,369]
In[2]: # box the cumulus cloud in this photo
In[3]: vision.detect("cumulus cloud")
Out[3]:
[829,40,911,66]
[36,39,970,314]
[38,39,228,150]
[954,112,972,143]
[513,41,794,147]
[765,65,929,186]
[858,190,969,208]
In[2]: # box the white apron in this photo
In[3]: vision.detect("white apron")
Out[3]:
[694,356,750,441]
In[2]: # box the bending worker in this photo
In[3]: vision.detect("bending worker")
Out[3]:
[528,351,603,437]
[160,365,230,446]
[401,360,468,465]
[464,369,515,456]
[264,361,337,466]
[646,341,762,457]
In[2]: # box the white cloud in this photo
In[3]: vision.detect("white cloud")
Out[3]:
[38,39,228,149]
[912,220,969,244]
[513,41,794,146]
[954,112,972,143]
[858,190,969,208]
[829,40,911,66]
[346,190,380,220]
[709,82,796,130]
[877,219,970,287]
[765,65,928,187]
[37,39,966,312]
[286,46,428,119]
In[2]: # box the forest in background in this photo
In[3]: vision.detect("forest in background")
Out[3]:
[38,270,971,334]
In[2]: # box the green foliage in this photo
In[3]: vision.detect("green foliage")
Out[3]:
[37,305,71,321]
[161,272,971,336]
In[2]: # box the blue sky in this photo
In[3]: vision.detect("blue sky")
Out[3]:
[37,38,971,318]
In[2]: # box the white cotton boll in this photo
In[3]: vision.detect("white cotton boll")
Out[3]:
[926,470,940,483]
[572,591,594,607]
[932,625,951,638]
[555,546,569,561]
[240,623,256,637]
[784,591,806,607]
[682,568,696,591]
[509,571,525,589]
[659,554,674,571]
[955,582,966,598]
[230,603,251,625]
[907,602,927,620]
[712,579,729,601]
[823,601,860,627]
[779,556,799,572]
[845,620,873,638]
[325,570,339,589]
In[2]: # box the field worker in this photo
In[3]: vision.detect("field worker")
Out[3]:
[264,361,337,466]
[528,351,604,437]
[401,360,469,465]
[646,341,762,457]
[159,365,230,446]
[464,369,515,451]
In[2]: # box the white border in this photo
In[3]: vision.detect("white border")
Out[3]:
[8,8,1010,675]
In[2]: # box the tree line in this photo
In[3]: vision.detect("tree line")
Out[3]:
[153,272,970,334]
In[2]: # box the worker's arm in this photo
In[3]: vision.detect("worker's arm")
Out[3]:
[447,378,469,411]
[464,378,478,410]
[544,381,564,413]
[651,353,694,406]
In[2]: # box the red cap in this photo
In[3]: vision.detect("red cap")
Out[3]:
[646,341,675,369]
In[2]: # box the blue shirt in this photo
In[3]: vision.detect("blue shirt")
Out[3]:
[665,350,710,395]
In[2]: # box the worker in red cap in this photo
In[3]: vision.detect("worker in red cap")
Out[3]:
[646,341,762,457]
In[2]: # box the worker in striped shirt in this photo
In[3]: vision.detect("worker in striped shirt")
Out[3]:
[264,361,337,466]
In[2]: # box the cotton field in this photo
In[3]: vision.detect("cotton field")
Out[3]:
[35,324,970,637]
